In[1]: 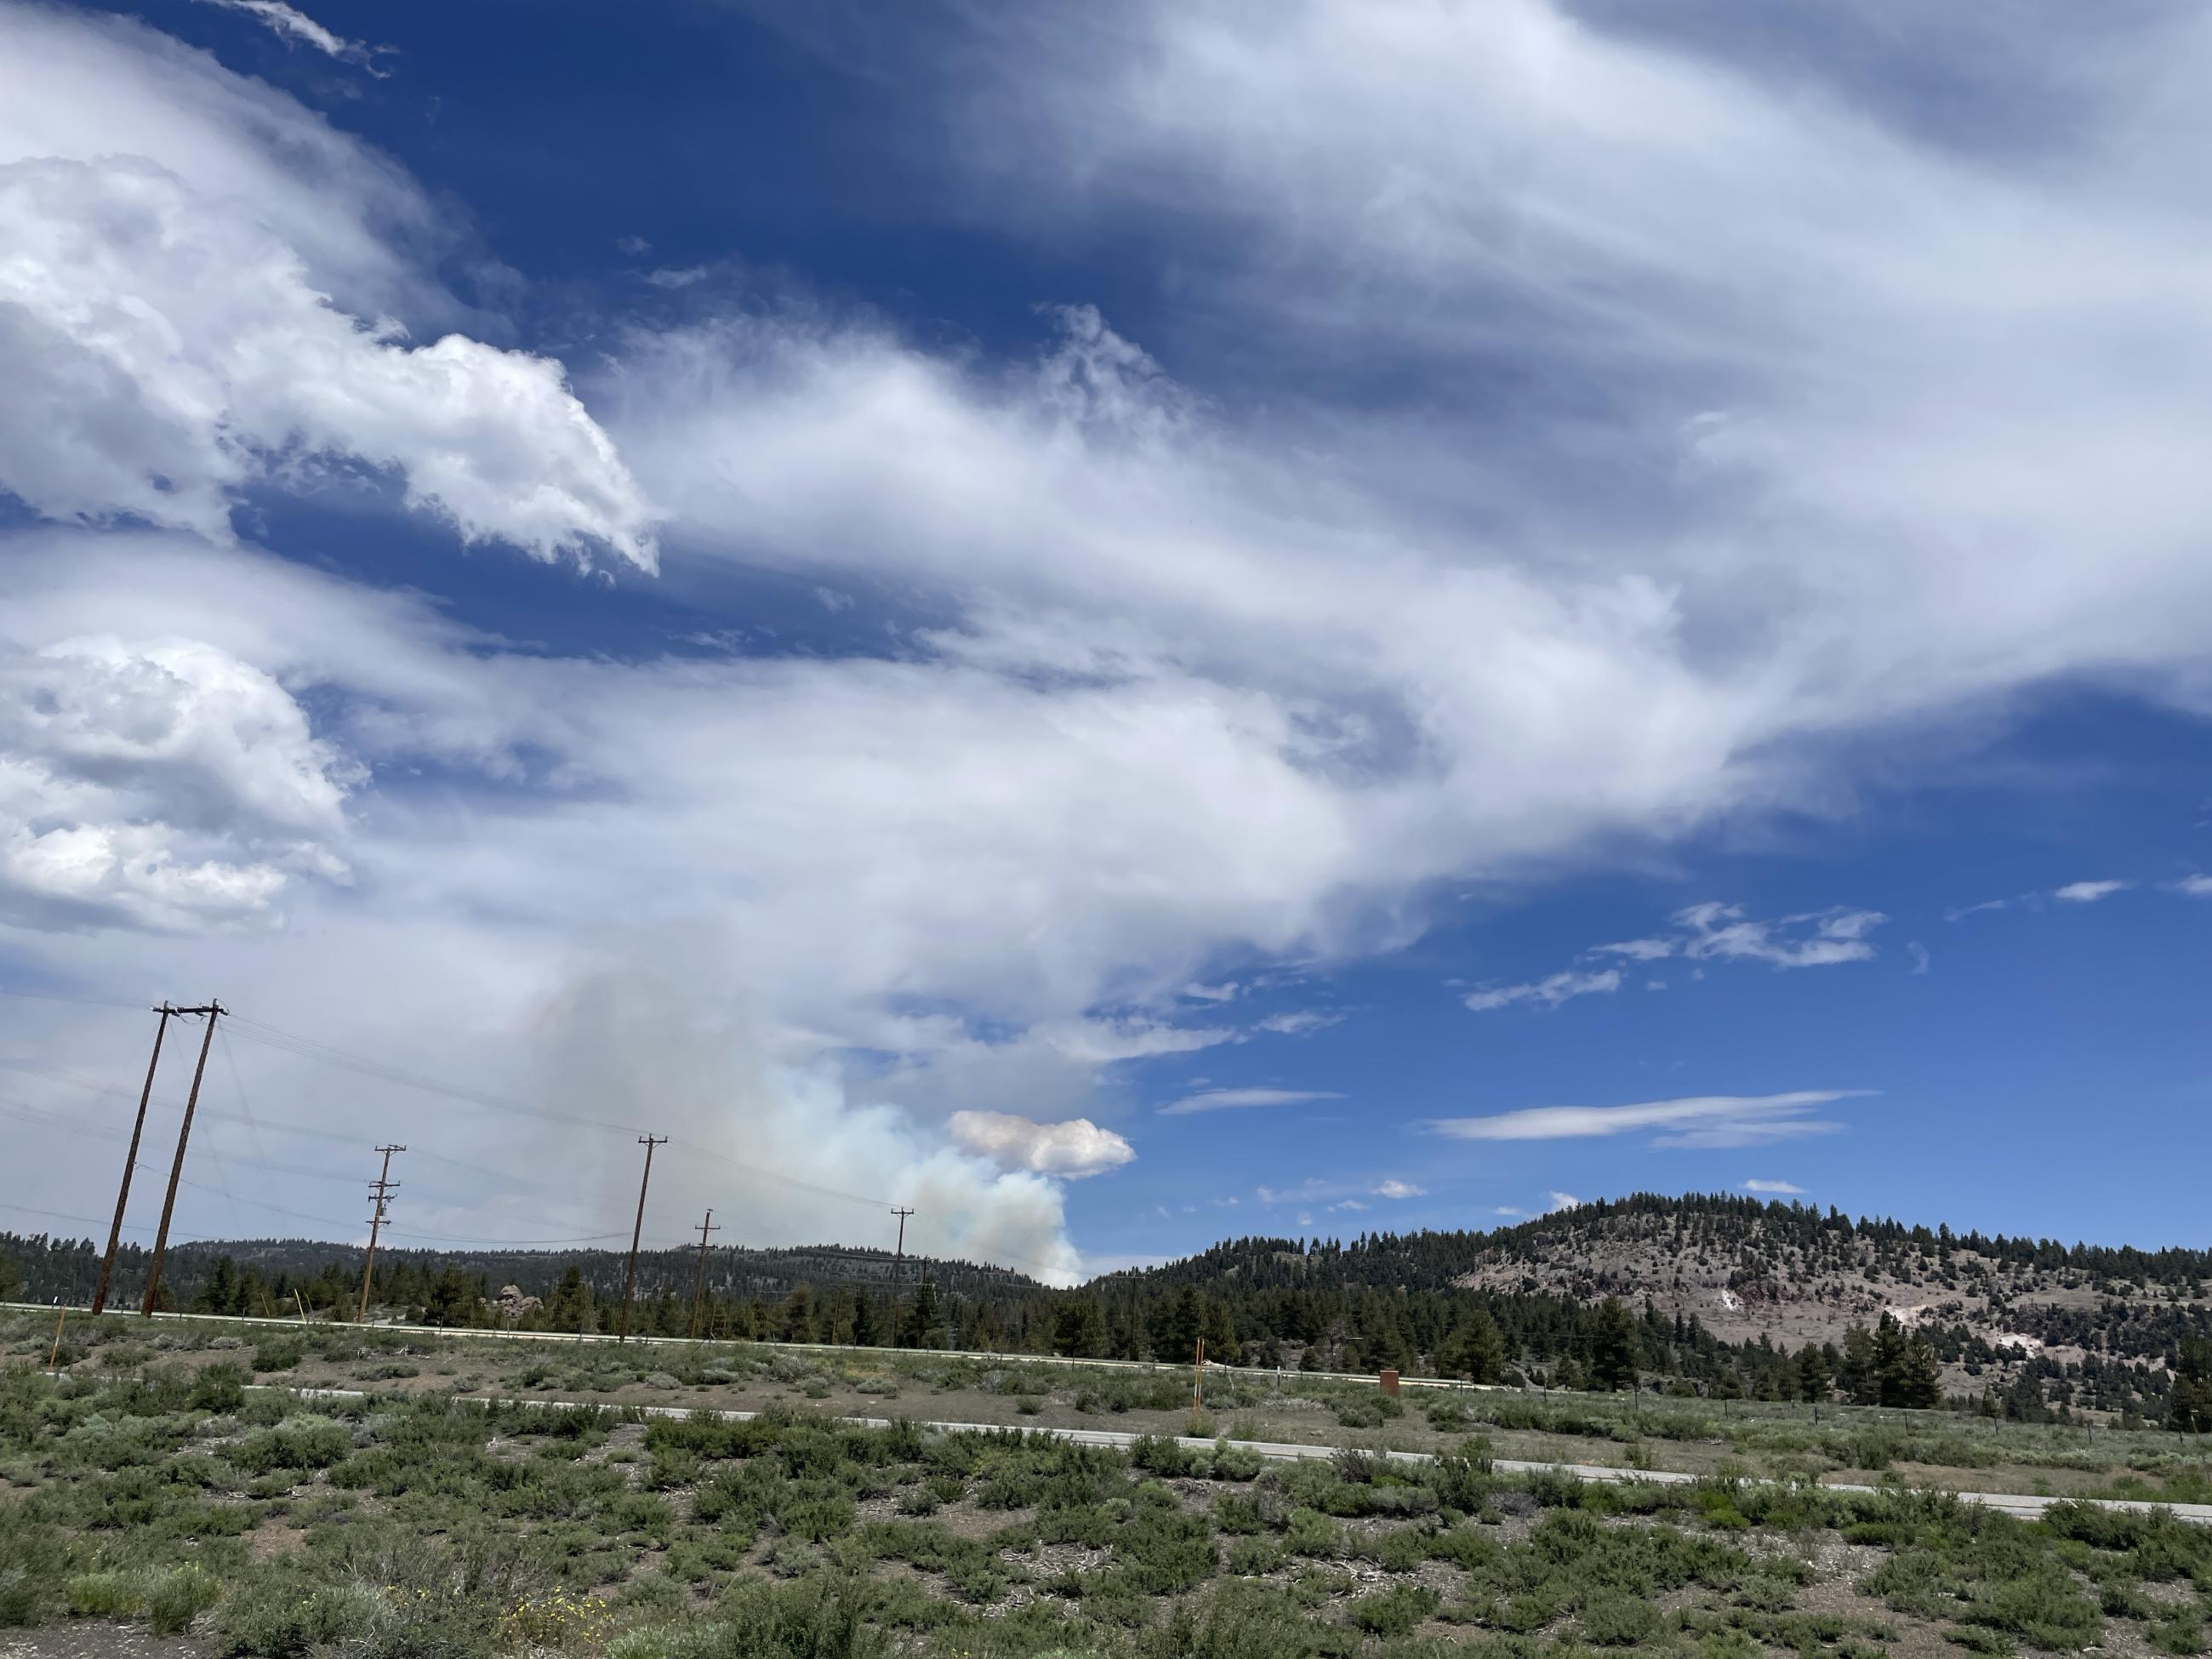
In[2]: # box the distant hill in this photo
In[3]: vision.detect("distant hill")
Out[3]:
[1106,1194,2211,1376]
[1440,1193,2211,1365]
[0,1232,1044,1311]
[9,1193,2207,1420]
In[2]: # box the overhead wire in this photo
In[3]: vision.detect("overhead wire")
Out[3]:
[9,997,1079,1286]
[222,1011,894,1211]
[0,983,151,1012]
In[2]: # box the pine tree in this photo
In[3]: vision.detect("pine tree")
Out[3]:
[2170,1337,2212,1434]
[1876,1316,1941,1409]
[1111,1298,1143,1361]
[780,1285,817,1343]
[902,1280,943,1349]
[1589,1297,1641,1391]
[1150,1286,1200,1364]
[1794,1343,1832,1403]
[419,1266,482,1328]
[544,1266,593,1333]
[1440,1310,1508,1382]
[1052,1297,1108,1358]
[1201,1295,1238,1360]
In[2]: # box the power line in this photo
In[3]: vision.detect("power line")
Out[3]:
[9,995,1077,1286]
[220,1012,892,1210]
[0,983,151,1012]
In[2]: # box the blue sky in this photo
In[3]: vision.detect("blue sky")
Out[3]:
[0,0,2208,1283]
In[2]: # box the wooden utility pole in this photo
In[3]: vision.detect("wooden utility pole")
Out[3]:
[1191,1335,1207,1429]
[619,1136,667,1343]
[890,1206,915,1346]
[687,1208,721,1340]
[356,1145,406,1323]
[91,1003,176,1315]
[139,1001,223,1318]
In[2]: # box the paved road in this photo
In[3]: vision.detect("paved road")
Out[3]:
[274,1385,2212,1527]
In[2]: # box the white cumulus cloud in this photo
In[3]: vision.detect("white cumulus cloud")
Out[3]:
[1743,1178,1807,1194]
[946,1110,1136,1179]
[0,9,655,567]
[0,632,353,931]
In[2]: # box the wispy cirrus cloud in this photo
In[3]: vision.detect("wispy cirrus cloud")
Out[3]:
[1491,902,1885,1020]
[197,0,384,70]
[2055,879,2129,904]
[1158,1086,1342,1115]
[1426,1091,1867,1149]
[1462,967,1620,1013]
[1743,1178,1806,1194]
[1663,903,1887,969]
[2175,875,2212,898]
[1183,982,1240,1002]
[1951,877,2141,920]
[1257,1009,1342,1035]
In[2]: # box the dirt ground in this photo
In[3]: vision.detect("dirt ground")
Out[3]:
[0,1628,203,1658]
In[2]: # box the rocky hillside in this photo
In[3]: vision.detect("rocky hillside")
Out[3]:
[1450,1193,2212,1369]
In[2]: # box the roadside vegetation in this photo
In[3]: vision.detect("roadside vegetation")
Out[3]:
[3,1311,2211,1656]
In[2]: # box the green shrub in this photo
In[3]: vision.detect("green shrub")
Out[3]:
[1204,1441,1258,1481]
[249,1341,304,1373]
[1425,1396,1474,1431]
[1581,1593,1665,1645]
[2151,1610,2208,1656]
[228,1415,356,1475]
[61,1563,215,1631]
[1346,1582,1439,1637]
[1945,1628,2017,1656]
[1284,1507,1342,1559]
[1433,1436,1494,1513]
[190,1363,248,1413]
[145,1565,221,1635]
[1224,1535,1289,1575]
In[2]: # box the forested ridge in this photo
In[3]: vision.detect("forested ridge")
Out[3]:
[6,1193,2208,1428]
